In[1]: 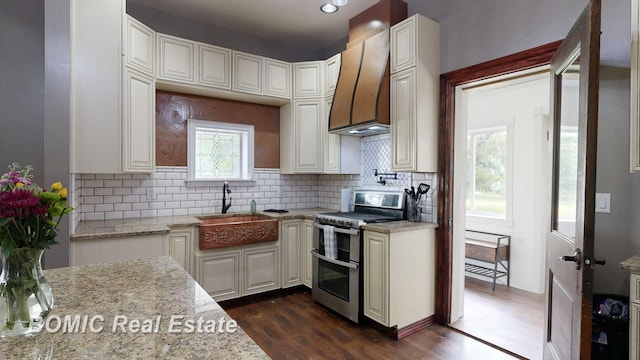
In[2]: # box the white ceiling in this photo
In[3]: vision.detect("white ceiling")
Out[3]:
[127,0,380,49]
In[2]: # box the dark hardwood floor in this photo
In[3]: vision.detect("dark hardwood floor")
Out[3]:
[224,290,517,360]
[449,278,545,360]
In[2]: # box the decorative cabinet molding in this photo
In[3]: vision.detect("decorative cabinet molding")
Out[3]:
[122,68,155,173]
[243,246,280,295]
[302,220,314,288]
[265,58,292,99]
[294,61,323,98]
[197,250,241,301]
[390,14,439,172]
[196,43,231,89]
[164,227,195,275]
[325,53,341,97]
[125,15,155,76]
[233,51,263,95]
[281,219,303,288]
[157,33,195,83]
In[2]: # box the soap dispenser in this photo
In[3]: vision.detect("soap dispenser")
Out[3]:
[250,200,256,214]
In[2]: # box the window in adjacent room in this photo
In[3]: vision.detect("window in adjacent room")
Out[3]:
[187,119,254,184]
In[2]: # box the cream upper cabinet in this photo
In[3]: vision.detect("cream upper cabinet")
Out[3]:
[71,0,123,174]
[122,68,155,173]
[363,228,436,330]
[196,43,231,89]
[325,53,341,97]
[281,219,303,288]
[323,98,341,174]
[294,61,323,98]
[157,33,195,84]
[390,14,439,172]
[233,51,263,95]
[280,99,324,174]
[124,15,155,76]
[264,58,291,99]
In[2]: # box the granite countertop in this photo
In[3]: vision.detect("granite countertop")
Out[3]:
[0,257,269,359]
[72,208,333,241]
[362,220,439,234]
[620,255,640,273]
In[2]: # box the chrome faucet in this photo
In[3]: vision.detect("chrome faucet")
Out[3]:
[222,181,232,213]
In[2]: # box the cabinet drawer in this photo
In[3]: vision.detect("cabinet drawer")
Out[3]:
[632,273,640,304]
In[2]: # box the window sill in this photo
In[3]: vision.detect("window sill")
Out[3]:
[185,179,257,188]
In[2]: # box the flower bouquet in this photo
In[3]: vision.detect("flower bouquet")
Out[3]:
[0,163,73,337]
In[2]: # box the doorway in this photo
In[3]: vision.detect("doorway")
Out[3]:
[448,71,550,359]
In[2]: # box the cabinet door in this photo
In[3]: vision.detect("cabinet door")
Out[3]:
[233,51,263,94]
[632,303,640,360]
[157,34,194,83]
[323,98,341,173]
[122,68,155,173]
[390,68,417,172]
[125,15,155,76]
[390,16,415,74]
[302,220,314,288]
[243,246,280,295]
[325,53,341,97]
[164,228,193,274]
[364,231,389,326]
[197,251,241,301]
[70,234,164,267]
[197,43,231,89]
[265,58,291,99]
[293,100,324,172]
[281,220,302,288]
[294,62,323,98]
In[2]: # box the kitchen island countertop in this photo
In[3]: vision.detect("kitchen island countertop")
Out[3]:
[0,256,269,359]
[621,255,640,273]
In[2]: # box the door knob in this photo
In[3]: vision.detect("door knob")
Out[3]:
[584,256,606,266]
[559,249,582,270]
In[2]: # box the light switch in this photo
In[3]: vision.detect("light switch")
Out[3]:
[595,193,610,213]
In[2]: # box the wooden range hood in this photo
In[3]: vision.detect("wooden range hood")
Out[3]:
[328,0,407,136]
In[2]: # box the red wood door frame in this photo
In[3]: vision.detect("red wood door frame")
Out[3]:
[435,41,562,324]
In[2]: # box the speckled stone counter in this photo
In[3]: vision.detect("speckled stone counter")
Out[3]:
[362,220,439,234]
[620,255,640,273]
[0,257,269,359]
[72,209,333,241]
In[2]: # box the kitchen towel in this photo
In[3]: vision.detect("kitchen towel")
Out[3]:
[341,188,351,212]
[323,225,337,260]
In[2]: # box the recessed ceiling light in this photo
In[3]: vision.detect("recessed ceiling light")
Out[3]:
[332,0,348,6]
[348,130,359,134]
[320,3,338,13]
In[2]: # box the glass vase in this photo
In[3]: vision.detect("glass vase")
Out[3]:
[407,198,422,222]
[0,247,54,337]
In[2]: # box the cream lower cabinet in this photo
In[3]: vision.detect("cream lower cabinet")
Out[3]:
[302,220,314,288]
[163,227,195,275]
[281,219,303,288]
[363,228,435,329]
[195,243,280,301]
[70,234,165,267]
[631,273,640,359]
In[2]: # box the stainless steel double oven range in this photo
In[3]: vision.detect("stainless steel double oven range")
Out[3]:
[311,190,405,323]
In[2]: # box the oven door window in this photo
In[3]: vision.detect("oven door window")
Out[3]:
[317,259,350,301]
[318,231,352,262]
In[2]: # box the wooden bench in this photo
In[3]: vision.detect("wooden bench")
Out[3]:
[464,230,510,291]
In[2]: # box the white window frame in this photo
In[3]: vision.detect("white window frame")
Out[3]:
[186,119,255,187]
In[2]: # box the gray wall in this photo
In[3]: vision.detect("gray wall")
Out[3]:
[0,1,71,268]
[408,0,634,295]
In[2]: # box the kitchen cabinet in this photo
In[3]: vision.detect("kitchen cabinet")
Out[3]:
[70,233,165,267]
[122,68,155,173]
[294,61,323,98]
[195,243,280,301]
[281,219,303,288]
[164,227,195,276]
[264,58,291,99]
[70,0,123,174]
[302,220,314,288]
[390,14,439,172]
[363,228,435,330]
[280,99,324,174]
[233,51,263,95]
[325,53,341,97]
[631,273,640,359]
[124,15,155,76]
[323,99,361,174]
[196,43,231,89]
[157,33,195,84]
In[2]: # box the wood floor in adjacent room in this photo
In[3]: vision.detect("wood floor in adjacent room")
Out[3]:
[224,291,518,360]
[449,277,545,360]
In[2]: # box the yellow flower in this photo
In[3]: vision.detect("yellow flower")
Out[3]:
[50,182,63,191]
[15,182,24,188]
[59,188,68,199]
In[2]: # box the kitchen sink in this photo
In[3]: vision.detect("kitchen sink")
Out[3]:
[198,213,278,250]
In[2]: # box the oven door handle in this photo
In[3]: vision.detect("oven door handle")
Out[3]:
[312,222,360,236]
[311,249,359,270]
